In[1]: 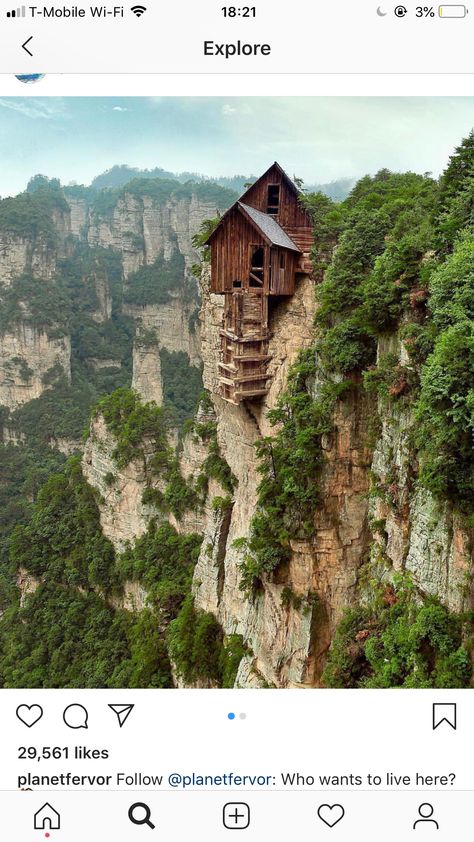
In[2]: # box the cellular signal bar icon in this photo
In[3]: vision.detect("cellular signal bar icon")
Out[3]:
[7,5,26,15]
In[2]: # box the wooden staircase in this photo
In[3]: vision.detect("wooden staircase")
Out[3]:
[219,290,272,404]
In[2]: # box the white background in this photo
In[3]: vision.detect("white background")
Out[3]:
[2,71,474,95]
[0,0,473,73]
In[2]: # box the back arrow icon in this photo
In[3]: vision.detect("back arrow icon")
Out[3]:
[22,36,33,56]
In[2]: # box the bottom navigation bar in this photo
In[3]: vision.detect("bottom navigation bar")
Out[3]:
[5,791,472,840]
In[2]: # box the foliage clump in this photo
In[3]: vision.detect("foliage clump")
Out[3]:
[435,129,474,254]
[159,350,203,426]
[0,583,132,688]
[123,250,187,307]
[168,594,224,685]
[191,216,220,277]
[0,178,68,245]
[118,522,202,620]
[415,210,474,513]
[0,275,71,337]
[168,594,247,687]
[416,320,474,512]
[9,456,117,592]
[1,457,202,688]
[314,171,437,373]
[323,577,472,689]
[187,400,236,497]
[98,388,170,469]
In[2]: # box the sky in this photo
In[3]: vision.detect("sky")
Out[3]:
[0,96,474,197]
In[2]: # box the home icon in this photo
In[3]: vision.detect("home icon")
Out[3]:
[34,802,61,830]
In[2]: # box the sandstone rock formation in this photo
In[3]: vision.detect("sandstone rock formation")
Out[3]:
[0,326,71,410]
[190,269,473,687]
[82,413,162,551]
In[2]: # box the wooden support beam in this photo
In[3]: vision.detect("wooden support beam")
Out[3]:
[234,388,269,399]
[229,373,270,384]
[233,354,272,362]
[220,329,270,343]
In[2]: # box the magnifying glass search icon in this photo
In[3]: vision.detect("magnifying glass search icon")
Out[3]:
[128,802,156,829]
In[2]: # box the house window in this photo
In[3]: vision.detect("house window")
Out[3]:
[279,252,286,270]
[250,245,264,286]
[267,185,280,215]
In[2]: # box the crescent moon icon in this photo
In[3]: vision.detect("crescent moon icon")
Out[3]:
[377,5,388,14]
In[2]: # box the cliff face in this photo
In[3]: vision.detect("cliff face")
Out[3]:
[123,297,200,371]
[131,338,164,405]
[0,206,70,286]
[80,257,472,688]
[81,413,161,550]
[194,270,326,687]
[81,397,219,554]
[0,181,220,440]
[0,219,72,414]
[72,189,214,397]
[0,235,56,285]
[189,269,473,688]
[0,325,71,411]
[86,193,217,277]
[368,332,473,613]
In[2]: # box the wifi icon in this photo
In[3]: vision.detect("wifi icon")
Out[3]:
[131,4,146,14]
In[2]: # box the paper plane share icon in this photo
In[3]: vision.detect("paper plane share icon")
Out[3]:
[108,704,135,728]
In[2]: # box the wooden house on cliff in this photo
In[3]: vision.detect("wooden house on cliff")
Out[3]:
[206,162,314,404]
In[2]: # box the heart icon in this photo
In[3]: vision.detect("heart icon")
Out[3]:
[16,704,43,728]
[317,804,345,828]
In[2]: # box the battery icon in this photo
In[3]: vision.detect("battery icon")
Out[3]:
[439,4,468,15]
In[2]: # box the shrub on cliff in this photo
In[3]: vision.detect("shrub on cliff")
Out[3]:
[159,349,203,426]
[0,182,68,245]
[435,130,474,254]
[168,594,247,687]
[168,594,224,685]
[98,388,171,469]
[428,231,474,329]
[315,172,437,374]
[416,322,474,512]
[414,233,474,513]
[123,250,186,307]
[9,456,117,592]
[0,582,132,688]
[323,578,472,689]
[118,522,202,620]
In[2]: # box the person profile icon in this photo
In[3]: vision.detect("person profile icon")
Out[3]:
[413,803,439,830]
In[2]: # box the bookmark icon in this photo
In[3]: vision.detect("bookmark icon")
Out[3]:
[108,704,135,728]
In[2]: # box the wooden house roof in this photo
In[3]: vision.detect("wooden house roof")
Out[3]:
[238,161,301,204]
[238,203,300,252]
[205,161,306,249]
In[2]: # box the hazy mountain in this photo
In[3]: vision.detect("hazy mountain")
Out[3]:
[86,165,355,201]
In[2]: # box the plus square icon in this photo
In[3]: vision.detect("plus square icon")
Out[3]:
[223,802,250,830]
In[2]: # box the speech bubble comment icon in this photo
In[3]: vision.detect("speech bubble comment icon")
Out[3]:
[63,703,88,729]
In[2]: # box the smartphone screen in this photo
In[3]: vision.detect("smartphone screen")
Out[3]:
[0,3,472,838]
